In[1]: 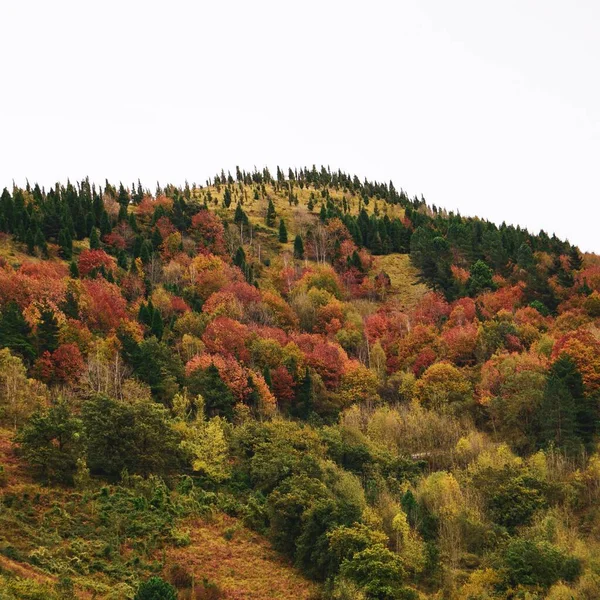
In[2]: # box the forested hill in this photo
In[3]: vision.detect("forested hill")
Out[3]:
[0,166,600,599]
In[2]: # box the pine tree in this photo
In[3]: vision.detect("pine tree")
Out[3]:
[263,365,273,390]
[279,219,288,243]
[58,229,72,260]
[223,187,232,208]
[569,247,583,271]
[89,227,101,249]
[293,234,304,259]
[25,229,35,255]
[37,307,59,355]
[294,367,313,419]
[151,309,164,340]
[69,261,79,278]
[0,301,35,362]
[34,229,48,258]
[266,198,276,228]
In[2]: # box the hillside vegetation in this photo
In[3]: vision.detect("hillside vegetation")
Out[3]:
[1,166,600,599]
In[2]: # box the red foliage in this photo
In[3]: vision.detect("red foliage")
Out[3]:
[191,210,226,255]
[305,339,346,389]
[0,261,68,310]
[448,298,477,326]
[155,216,176,240]
[411,292,451,326]
[412,348,437,376]
[202,317,251,363]
[82,279,128,331]
[78,249,117,277]
[52,343,84,383]
[477,284,524,319]
[33,351,55,383]
[271,365,296,405]
[552,329,600,393]
[102,232,127,251]
[442,323,478,365]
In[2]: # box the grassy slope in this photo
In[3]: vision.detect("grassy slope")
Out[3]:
[0,429,316,599]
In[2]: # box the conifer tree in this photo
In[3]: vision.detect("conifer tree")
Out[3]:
[266,198,276,227]
[0,302,35,362]
[223,187,232,208]
[279,219,288,243]
[69,261,79,278]
[89,226,101,249]
[293,234,304,259]
[151,309,164,340]
[37,307,59,355]
[58,229,72,259]
[34,229,48,258]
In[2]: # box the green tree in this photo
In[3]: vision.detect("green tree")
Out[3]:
[134,576,177,600]
[467,259,494,296]
[266,198,276,227]
[279,219,288,243]
[37,307,59,356]
[89,226,101,249]
[58,229,72,260]
[187,364,236,420]
[294,234,304,259]
[83,395,180,479]
[17,402,83,484]
[0,301,35,362]
[503,539,581,589]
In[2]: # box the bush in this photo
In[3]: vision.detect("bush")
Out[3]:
[135,576,177,600]
[503,539,581,589]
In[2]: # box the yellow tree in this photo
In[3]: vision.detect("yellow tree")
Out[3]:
[0,349,47,430]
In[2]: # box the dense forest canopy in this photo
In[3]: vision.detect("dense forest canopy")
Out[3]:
[0,166,599,599]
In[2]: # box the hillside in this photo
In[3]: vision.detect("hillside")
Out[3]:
[1,166,600,599]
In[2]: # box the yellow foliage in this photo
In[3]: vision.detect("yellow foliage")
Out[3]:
[417,471,463,519]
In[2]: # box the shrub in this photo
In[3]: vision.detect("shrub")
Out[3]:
[503,539,581,589]
[135,576,177,600]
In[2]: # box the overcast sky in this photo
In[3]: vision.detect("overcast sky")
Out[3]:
[2,1,599,252]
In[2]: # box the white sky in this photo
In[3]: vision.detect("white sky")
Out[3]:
[1,0,599,252]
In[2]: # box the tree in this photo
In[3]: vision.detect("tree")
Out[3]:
[134,577,177,600]
[294,234,305,259]
[0,301,35,362]
[0,348,45,429]
[279,219,288,243]
[187,364,236,420]
[339,544,408,600]
[266,198,276,227]
[36,307,59,356]
[17,401,83,484]
[58,229,72,259]
[467,260,494,296]
[503,539,581,590]
[89,226,101,249]
[83,395,181,479]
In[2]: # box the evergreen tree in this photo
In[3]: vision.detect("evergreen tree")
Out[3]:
[223,187,232,208]
[37,307,59,355]
[263,365,273,389]
[34,229,48,258]
[58,229,72,259]
[151,309,164,340]
[89,226,101,249]
[0,301,35,362]
[468,260,495,296]
[69,260,79,278]
[279,219,288,243]
[293,234,304,259]
[188,364,235,420]
[25,229,35,255]
[569,247,583,271]
[266,198,277,227]
[294,368,314,419]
